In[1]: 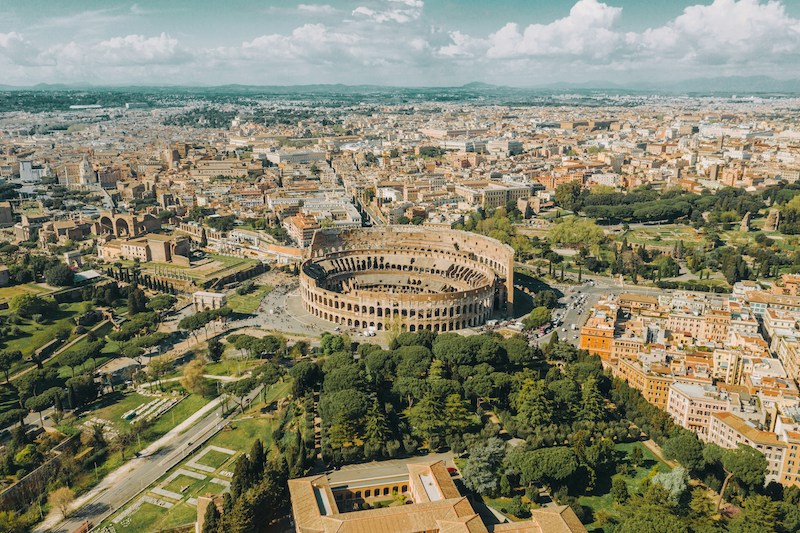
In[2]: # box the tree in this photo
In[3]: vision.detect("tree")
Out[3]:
[729,495,778,533]
[611,476,629,503]
[146,294,177,312]
[147,356,171,390]
[181,359,207,395]
[629,446,644,467]
[127,286,147,315]
[207,338,224,362]
[688,487,715,521]
[523,306,551,330]
[10,293,53,318]
[0,350,22,383]
[617,505,686,533]
[579,375,605,422]
[408,393,446,448]
[533,290,559,309]
[202,500,221,533]
[443,393,474,437]
[652,467,689,504]
[514,379,554,427]
[44,263,74,286]
[721,444,768,496]
[663,432,705,473]
[461,437,506,496]
[48,487,75,519]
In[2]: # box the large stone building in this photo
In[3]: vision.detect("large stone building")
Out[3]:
[94,210,161,238]
[300,226,514,332]
[286,460,586,533]
[97,234,190,264]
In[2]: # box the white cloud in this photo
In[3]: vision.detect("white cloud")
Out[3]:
[437,0,800,77]
[239,24,361,62]
[46,33,191,67]
[0,32,45,66]
[352,0,424,24]
[632,0,800,65]
[297,4,338,15]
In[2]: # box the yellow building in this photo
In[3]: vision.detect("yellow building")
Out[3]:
[615,357,673,410]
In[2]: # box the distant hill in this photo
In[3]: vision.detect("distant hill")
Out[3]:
[1,76,799,95]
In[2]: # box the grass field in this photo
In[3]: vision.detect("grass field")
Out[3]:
[210,380,291,452]
[116,501,196,533]
[624,224,706,248]
[578,441,672,531]
[196,449,234,470]
[204,357,266,377]
[226,284,273,314]
[100,379,293,532]
[0,301,85,374]
[0,283,50,303]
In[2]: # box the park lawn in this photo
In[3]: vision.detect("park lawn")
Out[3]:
[209,381,291,452]
[0,283,50,303]
[204,357,266,377]
[78,391,152,430]
[164,473,207,496]
[196,448,234,470]
[114,501,196,533]
[148,394,210,436]
[226,284,274,314]
[578,441,672,531]
[482,496,526,522]
[0,301,85,372]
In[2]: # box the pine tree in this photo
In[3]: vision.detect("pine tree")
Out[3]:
[444,393,473,437]
[579,376,605,422]
[202,502,221,533]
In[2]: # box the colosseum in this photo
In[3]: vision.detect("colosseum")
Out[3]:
[300,226,515,333]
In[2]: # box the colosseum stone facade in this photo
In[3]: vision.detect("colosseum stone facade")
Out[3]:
[300,226,515,333]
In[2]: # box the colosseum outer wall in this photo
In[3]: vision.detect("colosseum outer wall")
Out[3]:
[299,226,515,333]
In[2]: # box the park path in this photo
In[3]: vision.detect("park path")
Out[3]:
[641,439,679,469]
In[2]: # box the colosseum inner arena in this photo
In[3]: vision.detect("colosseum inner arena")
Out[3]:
[300,226,515,333]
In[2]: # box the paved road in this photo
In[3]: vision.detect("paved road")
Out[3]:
[528,274,666,349]
[36,386,263,533]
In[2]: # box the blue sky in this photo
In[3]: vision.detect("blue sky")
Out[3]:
[1,0,799,86]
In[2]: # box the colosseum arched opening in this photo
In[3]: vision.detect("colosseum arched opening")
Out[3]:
[300,226,514,332]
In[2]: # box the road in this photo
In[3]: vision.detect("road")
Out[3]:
[36,386,264,533]
[527,272,665,349]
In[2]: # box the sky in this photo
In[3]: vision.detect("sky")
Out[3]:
[1,0,799,87]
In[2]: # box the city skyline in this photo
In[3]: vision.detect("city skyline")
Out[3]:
[1,0,800,87]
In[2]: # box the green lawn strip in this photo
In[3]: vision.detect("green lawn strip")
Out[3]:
[1,301,84,374]
[204,357,266,377]
[164,474,207,496]
[208,381,291,451]
[0,283,50,302]
[195,449,233,470]
[77,391,152,431]
[115,501,196,533]
[482,496,526,522]
[148,394,209,435]
[226,284,274,314]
